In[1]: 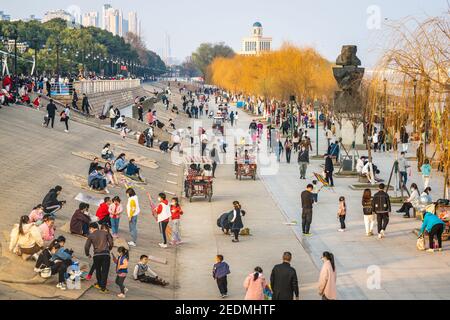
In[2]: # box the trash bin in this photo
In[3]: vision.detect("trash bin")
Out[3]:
[342,158,353,171]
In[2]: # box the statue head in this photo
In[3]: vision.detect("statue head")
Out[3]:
[336,45,361,67]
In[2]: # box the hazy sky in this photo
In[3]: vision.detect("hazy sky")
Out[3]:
[2,0,448,67]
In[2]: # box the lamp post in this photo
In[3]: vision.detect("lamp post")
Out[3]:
[314,100,320,157]
[7,25,18,75]
[424,78,431,158]
[413,78,417,133]
[382,78,387,131]
[55,37,61,78]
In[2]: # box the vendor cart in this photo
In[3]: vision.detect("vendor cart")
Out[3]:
[234,144,257,180]
[183,156,214,202]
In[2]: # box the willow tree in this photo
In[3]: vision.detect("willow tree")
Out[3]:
[369,9,449,197]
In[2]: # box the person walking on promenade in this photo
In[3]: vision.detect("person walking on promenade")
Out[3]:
[270,252,299,300]
[301,184,315,236]
[298,145,309,179]
[45,99,57,129]
[421,158,432,189]
[318,252,337,300]
[284,138,293,163]
[126,188,140,247]
[324,154,334,187]
[418,212,445,252]
[243,266,267,300]
[362,189,375,236]
[398,152,410,189]
[61,104,70,133]
[372,183,391,239]
[213,254,230,298]
[230,201,244,243]
[337,196,347,232]
[84,222,113,293]
[400,127,409,153]
[137,103,144,122]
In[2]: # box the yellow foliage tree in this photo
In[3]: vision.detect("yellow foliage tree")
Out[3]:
[209,43,336,102]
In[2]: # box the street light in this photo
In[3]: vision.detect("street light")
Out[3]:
[382,78,387,131]
[424,78,431,158]
[413,78,417,133]
[55,37,61,78]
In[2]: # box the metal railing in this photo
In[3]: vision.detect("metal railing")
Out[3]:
[73,79,141,95]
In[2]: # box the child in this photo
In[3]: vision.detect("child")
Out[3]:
[170,197,184,245]
[337,196,347,232]
[133,255,169,286]
[421,158,432,189]
[212,255,230,298]
[29,204,45,225]
[112,246,129,298]
[96,197,112,227]
[109,196,123,238]
[120,126,127,139]
[312,180,319,203]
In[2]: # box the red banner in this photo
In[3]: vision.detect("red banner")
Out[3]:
[120,65,128,71]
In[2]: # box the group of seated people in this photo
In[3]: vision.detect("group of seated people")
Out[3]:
[356,156,382,182]
[87,150,145,192]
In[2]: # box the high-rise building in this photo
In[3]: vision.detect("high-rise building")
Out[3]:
[106,8,121,36]
[102,4,112,30]
[42,10,74,23]
[128,12,139,36]
[240,22,272,55]
[82,12,99,28]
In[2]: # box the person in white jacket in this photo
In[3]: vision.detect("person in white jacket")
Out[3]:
[396,183,420,218]
[9,216,44,260]
[126,188,140,247]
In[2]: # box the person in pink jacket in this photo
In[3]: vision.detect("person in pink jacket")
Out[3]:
[39,215,56,242]
[318,251,337,300]
[29,204,45,224]
[243,267,267,300]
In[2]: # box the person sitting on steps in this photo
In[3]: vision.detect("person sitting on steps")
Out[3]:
[125,159,144,182]
[133,255,169,286]
[88,166,109,193]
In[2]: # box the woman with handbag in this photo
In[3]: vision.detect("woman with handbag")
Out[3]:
[418,211,446,252]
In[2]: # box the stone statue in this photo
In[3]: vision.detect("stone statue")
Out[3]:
[336,45,361,67]
[333,45,365,92]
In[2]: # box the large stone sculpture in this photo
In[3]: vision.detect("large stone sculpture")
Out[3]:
[333,45,365,150]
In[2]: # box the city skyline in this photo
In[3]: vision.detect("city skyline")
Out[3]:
[1,0,448,67]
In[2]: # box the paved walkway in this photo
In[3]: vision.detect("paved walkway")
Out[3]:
[257,112,450,300]
[175,100,320,300]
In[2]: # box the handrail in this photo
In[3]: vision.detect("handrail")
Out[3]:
[73,79,141,95]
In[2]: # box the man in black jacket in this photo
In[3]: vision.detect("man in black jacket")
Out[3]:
[45,99,57,128]
[82,94,91,115]
[85,223,113,293]
[42,185,66,215]
[297,146,309,179]
[301,184,315,235]
[270,252,299,300]
[372,183,391,239]
[324,154,334,187]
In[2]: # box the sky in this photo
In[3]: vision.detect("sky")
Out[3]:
[2,0,448,67]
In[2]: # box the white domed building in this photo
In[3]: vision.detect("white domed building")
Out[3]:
[240,22,273,55]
